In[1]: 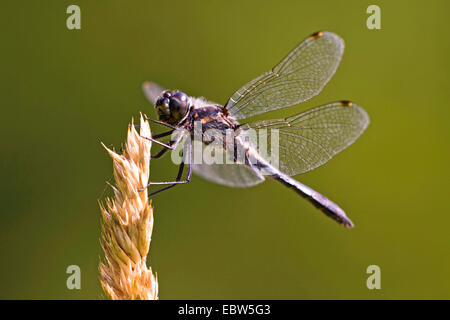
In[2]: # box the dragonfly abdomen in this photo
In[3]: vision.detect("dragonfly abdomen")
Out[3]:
[250,153,354,228]
[274,173,354,228]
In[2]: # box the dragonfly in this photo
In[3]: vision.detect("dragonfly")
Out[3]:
[141,31,369,228]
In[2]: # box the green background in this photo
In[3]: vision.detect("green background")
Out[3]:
[1,0,449,299]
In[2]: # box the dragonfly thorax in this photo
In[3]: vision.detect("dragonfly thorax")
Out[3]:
[155,90,190,125]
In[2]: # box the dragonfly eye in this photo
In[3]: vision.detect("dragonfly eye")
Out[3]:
[155,97,171,121]
[169,92,189,121]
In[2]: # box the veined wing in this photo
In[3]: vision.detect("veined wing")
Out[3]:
[192,162,265,188]
[239,101,369,176]
[190,140,265,187]
[225,31,344,120]
[142,81,166,105]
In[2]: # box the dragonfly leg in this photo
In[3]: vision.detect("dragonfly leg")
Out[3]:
[134,129,175,159]
[133,129,175,158]
[148,130,176,159]
[151,147,169,159]
[152,130,174,139]
[131,128,174,140]
[144,116,178,130]
[147,143,192,196]
[121,134,176,154]
[140,130,183,149]
[129,123,175,137]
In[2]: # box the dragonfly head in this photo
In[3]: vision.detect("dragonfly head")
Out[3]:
[155,90,189,125]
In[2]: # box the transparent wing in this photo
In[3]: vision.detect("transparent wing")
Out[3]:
[142,81,166,105]
[240,101,369,176]
[192,162,265,188]
[189,140,265,188]
[226,31,344,120]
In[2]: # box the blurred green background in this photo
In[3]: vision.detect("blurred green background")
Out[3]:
[1,0,449,299]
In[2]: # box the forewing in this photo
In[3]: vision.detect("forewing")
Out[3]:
[241,102,369,176]
[142,81,166,105]
[226,32,344,120]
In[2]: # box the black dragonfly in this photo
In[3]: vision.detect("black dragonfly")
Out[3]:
[141,31,369,228]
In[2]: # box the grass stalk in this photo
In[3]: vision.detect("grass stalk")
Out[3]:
[98,115,158,300]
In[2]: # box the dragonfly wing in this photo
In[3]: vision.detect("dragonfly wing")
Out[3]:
[192,162,265,187]
[189,139,265,187]
[226,31,344,120]
[240,101,369,176]
[142,81,166,106]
